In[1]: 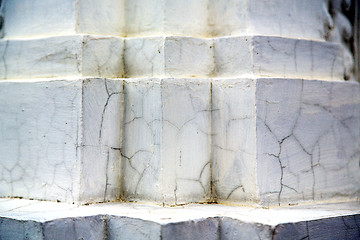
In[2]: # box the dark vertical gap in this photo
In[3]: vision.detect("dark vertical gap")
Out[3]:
[354,0,360,81]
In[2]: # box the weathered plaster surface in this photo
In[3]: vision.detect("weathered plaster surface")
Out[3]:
[121,78,211,205]
[2,0,331,40]
[0,78,123,203]
[214,36,344,81]
[124,36,214,78]
[0,199,359,240]
[257,78,360,206]
[213,78,360,206]
[212,79,258,204]
[3,0,125,38]
[0,35,345,81]
[0,35,124,80]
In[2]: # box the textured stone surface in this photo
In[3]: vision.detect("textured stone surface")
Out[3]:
[0,78,123,203]
[1,199,359,240]
[213,78,360,206]
[161,218,219,240]
[0,35,124,80]
[107,216,161,240]
[2,0,331,40]
[125,0,208,37]
[0,77,358,206]
[43,216,106,240]
[209,0,331,40]
[121,78,211,205]
[3,0,125,38]
[1,35,345,81]
[214,36,344,81]
[124,36,214,78]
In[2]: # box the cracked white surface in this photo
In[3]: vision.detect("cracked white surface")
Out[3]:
[0,198,359,240]
[125,35,344,80]
[0,35,124,80]
[212,79,257,204]
[209,0,331,40]
[121,78,211,205]
[2,0,332,40]
[257,78,360,206]
[213,78,360,206]
[3,0,125,39]
[214,36,344,81]
[0,78,123,203]
[125,0,208,37]
[125,36,214,78]
[0,35,347,81]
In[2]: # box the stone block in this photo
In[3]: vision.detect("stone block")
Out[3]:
[161,218,219,240]
[1,199,360,240]
[273,216,360,240]
[3,0,332,41]
[121,78,211,205]
[43,216,106,240]
[3,0,125,38]
[125,35,344,80]
[124,36,214,78]
[218,217,272,240]
[0,218,43,240]
[0,78,123,203]
[107,216,161,240]
[0,35,124,80]
[214,36,344,81]
[125,0,208,37]
[1,35,345,81]
[209,0,331,40]
[212,78,360,206]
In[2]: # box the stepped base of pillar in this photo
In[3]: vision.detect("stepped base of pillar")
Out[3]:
[0,78,358,206]
[0,198,359,240]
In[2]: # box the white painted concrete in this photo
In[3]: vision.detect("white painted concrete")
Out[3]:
[0,35,124,80]
[0,198,359,239]
[122,78,211,205]
[1,35,346,81]
[213,78,360,206]
[3,0,332,41]
[3,0,125,39]
[0,78,123,203]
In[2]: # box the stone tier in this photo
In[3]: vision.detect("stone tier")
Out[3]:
[212,78,360,206]
[0,78,358,206]
[0,35,345,81]
[0,78,123,203]
[3,0,330,41]
[0,199,359,240]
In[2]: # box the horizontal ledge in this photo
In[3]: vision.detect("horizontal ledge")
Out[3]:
[1,198,359,225]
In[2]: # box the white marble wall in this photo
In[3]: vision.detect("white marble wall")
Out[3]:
[0,78,123,203]
[214,36,344,81]
[257,78,360,206]
[3,0,125,39]
[121,78,211,205]
[2,0,331,40]
[0,35,124,80]
[124,37,214,78]
[212,79,258,204]
[209,0,331,40]
[213,78,360,206]
[1,35,345,81]
[0,0,358,207]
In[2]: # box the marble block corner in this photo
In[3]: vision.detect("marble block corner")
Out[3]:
[0,78,124,203]
[124,37,214,78]
[0,35,124,80]
[213,36,345,81]
[212,78,360,206]
[121,78,211,205]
